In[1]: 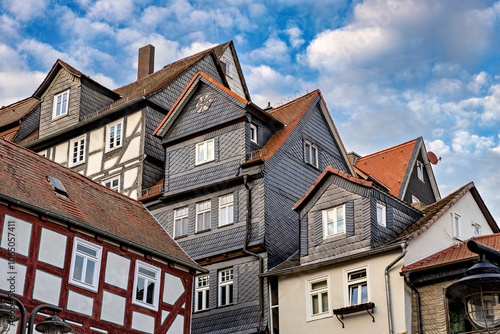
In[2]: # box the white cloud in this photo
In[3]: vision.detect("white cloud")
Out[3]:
[2,0,49,21]
[18,40,68,69]
[249,37,290,63]
[179,41,217,58]
[87,0,136,23]
[451,130,494,154]
[0,71,46,107]
[427,139,450,156]
[286,27,305,48]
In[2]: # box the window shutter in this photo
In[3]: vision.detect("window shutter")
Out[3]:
[346,200,355,237]
[314,210,323,246]
[300,215,308,256]
[386,206,394,230]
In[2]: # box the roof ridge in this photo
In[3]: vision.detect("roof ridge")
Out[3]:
[268,89,319,114]
[0,97,37,111]
[0,138,144,207]
[358,137,419,161]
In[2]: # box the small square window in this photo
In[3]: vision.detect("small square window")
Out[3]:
[322,205,345,238]
[195,275,210,312]
[306,275,331,321]
[132,261,161,311]
[106,120,123,152]
[305,141,318,168]
[103,176,120,192]
[347,268,369,306]
[377,203,386,227]
[196,139,215,165]
[196,201,211,232]
[174,207,189,238]
[417,161,424,182]
[218,268,233,306]
[69,135,86,167]
[219,194,234,227]
[250,124,258,143]
[53,90,70,119]
[69,237,102,292]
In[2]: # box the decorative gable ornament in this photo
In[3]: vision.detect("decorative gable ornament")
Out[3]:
[195,94,212,113]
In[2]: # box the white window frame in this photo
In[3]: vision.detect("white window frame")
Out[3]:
[472,222,482,237]
[453,212,462,238]
[306,274,331,321]
[195,274,210,312]
[412,195,420,203]
[219,194,234,227]
[250,124,258,143]
[322,205,346,239]
[344,266,370,307]
[106,119,123,152]
[132,260,161,311]
[377,203,386,227]
[52,90,70,119]
[417,161,424,182]
[174,207,189,238]
[68,237,102,292]
[218,268,234,307]
[68,135,86,167]
[196,201,211,232]
[305,140,319,168]
[269,277,280,334]
[195,139,215,165]
[103,175,120,192]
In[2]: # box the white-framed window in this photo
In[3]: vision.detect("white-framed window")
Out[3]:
[132,261,161,311]
[195,139,215,165]
[196,201,211,232]
[417,161,424,182]
[472,223,482,237]
[106,120,123,152]
[195,275,210,312]
[69,135,86,167]
[103,176,120,192]
[346,268,369,306]
[412,195,420,203]
[219,194,234,227]
[377,203,386,227]
[174,207,189,238]
[218,268,234,306]
[306,275,331,321]
[322,205,345,238]
[269,277,280,333]
[69,237,102,292]
[453,212,462,238]
[250,124,258,143]
[53,90,70,119]
[305,140,318,168]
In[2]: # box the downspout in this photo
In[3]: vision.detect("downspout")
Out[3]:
[404,275,423,334]
[243,175,264,332]
[385,242,408,334]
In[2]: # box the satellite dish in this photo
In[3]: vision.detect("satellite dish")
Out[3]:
[427,151,439,165]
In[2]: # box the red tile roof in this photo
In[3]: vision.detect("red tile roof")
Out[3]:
[356,138,418,198]
[0,97,40,128]
[0,138,198,269]
[402,233,500,272]
[294,166,373,210]
[0,125,21,141]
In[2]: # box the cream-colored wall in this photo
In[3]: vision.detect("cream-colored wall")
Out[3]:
[278,249,408,334]
[405,192,493,265]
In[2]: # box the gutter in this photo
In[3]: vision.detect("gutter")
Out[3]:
[242,175,265,332]
[385,241,408,334]
[0,193,206,273]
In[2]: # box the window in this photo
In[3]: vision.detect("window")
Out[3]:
[219,194,234,226]
[196,201,211,232]
[133,261,161,310]
[195,275,210,312]
[306,275,330,321]
[417,161,424,182]
[322,205,345,238]
[269,278,280,333]
[103,176,120,192]
[69,136,86,167]
[106,120,123,151]
[412,195,420,203]
[53,90,69,119]
[473,223,482,237]
[347,268,368,306]
[69,237,102,292]
[305,141,318,168]
[250,124,258,143]
[453,213,462,238]
[174,207,189,238]
[377,203,386,227]
[195,139,214,165]
[218,268,233,306]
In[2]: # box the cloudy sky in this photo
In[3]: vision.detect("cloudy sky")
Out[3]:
[1,0,500,222]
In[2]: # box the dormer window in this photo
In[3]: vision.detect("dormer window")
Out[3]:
[250,124,258,143]
[53,90,70,119]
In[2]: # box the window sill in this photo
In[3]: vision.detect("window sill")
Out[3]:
[195,228,211,235]
[51,113,68,122]
[69,280,98,293]
[68,161,85,168]
[195,159,215,167]
[105,145,123,154]
[218,222,234,228]
[323,232,346,242]
[194,308,211,314]
[175,234,188,240]
[132,300,158,312]
[217,303,234,309]
[306,312,332,322]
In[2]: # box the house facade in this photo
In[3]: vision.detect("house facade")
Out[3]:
[0,138,204,334]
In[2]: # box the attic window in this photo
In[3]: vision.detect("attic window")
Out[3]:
[48,176,68,197]
[52,90,70,119]
[416,161,424,182]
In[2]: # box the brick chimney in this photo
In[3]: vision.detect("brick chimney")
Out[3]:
[137,44,155,80]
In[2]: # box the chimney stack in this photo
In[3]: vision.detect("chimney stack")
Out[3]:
[137,44,155,80]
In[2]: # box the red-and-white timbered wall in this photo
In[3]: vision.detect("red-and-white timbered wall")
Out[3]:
[0,204,193,334]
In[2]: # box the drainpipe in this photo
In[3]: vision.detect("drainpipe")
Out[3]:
[404,275,423,334]
[385,242,408,334]
[243,175,264,332]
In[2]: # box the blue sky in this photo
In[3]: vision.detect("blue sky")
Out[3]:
[1,0,500,222]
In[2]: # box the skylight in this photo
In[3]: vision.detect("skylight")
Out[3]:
[48,176,68,197]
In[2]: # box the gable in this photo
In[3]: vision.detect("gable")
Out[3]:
[402,150,437,205]
[219,45,247,99]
